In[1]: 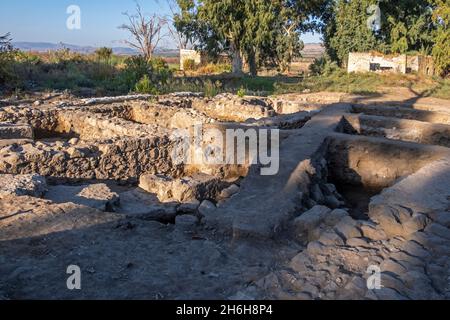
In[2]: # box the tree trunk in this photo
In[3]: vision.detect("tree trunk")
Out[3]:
[248,50,258,77]
[231,44,243,75]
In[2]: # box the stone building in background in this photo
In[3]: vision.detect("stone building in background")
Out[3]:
[179,49,203,70]
[348,52,435,76]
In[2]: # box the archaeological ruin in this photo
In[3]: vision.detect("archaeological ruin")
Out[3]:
[0,90,450,300]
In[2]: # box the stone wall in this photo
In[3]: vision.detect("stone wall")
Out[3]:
[348,52,435,76]
[348,52,407,74]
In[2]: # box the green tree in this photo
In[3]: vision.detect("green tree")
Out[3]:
[323,0,380,67]
[174,0,323,75]
[432,0,450,76]
[380,0,435,54]
[0,33,13,53]
[323,0,436,66]
[0,33,17,87]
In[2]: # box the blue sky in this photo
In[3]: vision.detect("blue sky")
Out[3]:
[0,0,321,48]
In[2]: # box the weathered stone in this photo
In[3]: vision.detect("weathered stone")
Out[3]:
[380,259,408,275]
[324,195,341,209]
[177,200,200,214]
[117,188,177,221]
[324,209,349,227]
[45,183,119,211]
[425,223,450,240]
[194,93,275,122]
[360,222,388,241]
[346,237,370,247]
[338,276,367,299]
[334,216,362,241]
[403,214,430,235]
[198,200,216,217]
[139,173,220,203]
[306,241,325,255]
[289,253,312,274]
[175,215,198,230]
[218,184,240,200]
[68,137,79,145]
[310,184,325,203]
[293,205,332,241]
[318,230,345,246]
[0,174,47,198]
[0,122,34,139]
[430,211,450,228]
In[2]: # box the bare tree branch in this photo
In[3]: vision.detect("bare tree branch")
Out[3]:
[119,2,168,59]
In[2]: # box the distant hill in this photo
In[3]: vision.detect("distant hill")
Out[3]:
[12,42,179,57]
[301,43,325,59]
[12,41,322,58]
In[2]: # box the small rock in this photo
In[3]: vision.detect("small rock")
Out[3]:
[310,184,324,203]
[324,195,340,209]
[403,213,430,235]
[324,209,349,227]
[177,200,200,214]
[306,241,325,254]
[361,222,388,241]
[66,147,84,158]
[198,200,216,217]
[334,216,362,241]
[318,230,345,246]
[68,138,79,145]
[346,237,370,247]
[380,258,408,275]
[293,205,331,241]
[289,253,311,273]
[219,184,240,200]
[323,183,337,195]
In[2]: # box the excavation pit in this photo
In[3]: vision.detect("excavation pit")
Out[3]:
[342,113,450,147]
[324,132,450,219]
[2,92,450,300]
[351,104,450,125]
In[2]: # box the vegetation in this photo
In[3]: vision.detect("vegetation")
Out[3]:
[174,0,328,75]
[1,1,449,100]
[322,0,436,66]
[432,0,450,77]
[95,47,113,64]
[0,48,175,95]
[182,59,196,71]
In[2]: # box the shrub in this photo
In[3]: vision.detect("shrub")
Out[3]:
[0,33,18,88]
[195,63,232,75]
[149,57,172,86]
[135,75,159,94]
[203,80,223,97]
[309,55,340,76]
[237,86,246,98]
[183,59,196,71]
[95,47,113,64]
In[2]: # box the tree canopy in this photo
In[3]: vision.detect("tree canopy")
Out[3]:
[172,0,449,77]
[174,0,328,75]
[432,0,450,76]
